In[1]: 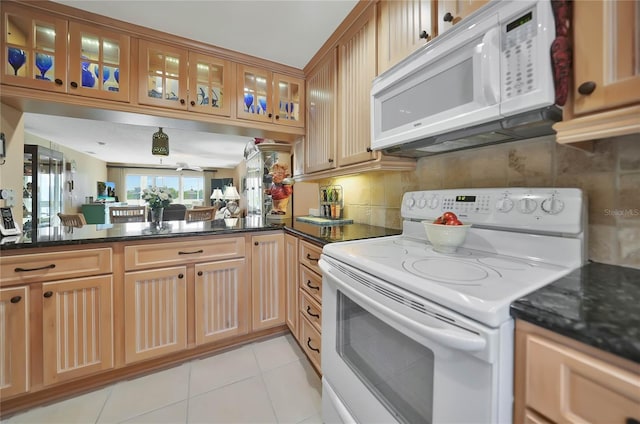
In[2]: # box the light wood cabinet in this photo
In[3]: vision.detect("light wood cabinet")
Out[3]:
[284,234,299,340]
[377,0,434,74]
[338,5,378,167]
[42,276,114,386]
[554,0,640,144]
[437,0,489,34]
[305,48,338,174]
[237,64,305,128]
[1,2,130,101]
[514,320,640,424]
[300,312,321,372]
[187,51,234,117]
[124,266,188,364]
[194,258,248,345]
[251,233,286,331]
[297,240,323,374]
[0,286,29,399]
[138,40,189,110]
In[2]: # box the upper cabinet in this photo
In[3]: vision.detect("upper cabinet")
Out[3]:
[338,5,377,167]
[377,0,434,74]
[138,40,234,116]
[237,64,305,128]
[554,0,640,144]
[437,0,489,34]
[1,2,130,102]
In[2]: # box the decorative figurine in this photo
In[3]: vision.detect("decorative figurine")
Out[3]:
[266,162,293,215]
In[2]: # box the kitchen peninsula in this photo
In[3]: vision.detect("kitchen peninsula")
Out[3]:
[0,219,399,416]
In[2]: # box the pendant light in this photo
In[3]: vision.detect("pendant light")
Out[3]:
[152,127,169,156]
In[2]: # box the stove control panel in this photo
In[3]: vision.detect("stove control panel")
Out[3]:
[402,188,585,235]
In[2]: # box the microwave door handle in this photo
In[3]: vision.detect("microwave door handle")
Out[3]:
[329,271,486,352]
[479,27,500,105]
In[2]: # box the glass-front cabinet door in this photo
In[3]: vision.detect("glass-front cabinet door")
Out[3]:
[188,52,233,116]
[67,21,130,102]
[1,2,67,92]
[237,64,273,123]
[273,73,305,128]
[138,40,188,109]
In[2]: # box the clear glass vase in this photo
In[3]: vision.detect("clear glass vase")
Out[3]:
[150,207,164,226]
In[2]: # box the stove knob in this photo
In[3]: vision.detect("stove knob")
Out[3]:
[495,197,514,213]
[404,196,416,209]
[426,195,439,209]
[541,197,564,215]
[417,198,428,209]
[518,197,538,214]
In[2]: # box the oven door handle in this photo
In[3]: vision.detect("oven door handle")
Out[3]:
[331,273,486,352]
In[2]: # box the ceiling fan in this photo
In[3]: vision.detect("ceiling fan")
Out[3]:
[175,162,203,172]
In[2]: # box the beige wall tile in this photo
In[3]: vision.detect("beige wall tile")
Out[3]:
[618,223,640,268]
[384,207,402,229]
[415,157,444,189]
[556,140,616,175]
[506,137,554,186]
[588,224,619,264]
[370,207,386,227]
[370,173,387,206]
[468,150,508,188]
[616,133,640,171]
[555,172,617,225]
[442,153,473,188]
[618,172,640,219]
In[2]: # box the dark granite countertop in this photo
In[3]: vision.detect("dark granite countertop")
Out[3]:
[0,217,401,250]
[511,262,640,364]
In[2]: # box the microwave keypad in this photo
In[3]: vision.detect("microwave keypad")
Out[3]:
[503,9,537,99]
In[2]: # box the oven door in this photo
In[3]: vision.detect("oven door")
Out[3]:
[320,256,505,424]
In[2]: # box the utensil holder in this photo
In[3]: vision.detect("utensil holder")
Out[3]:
[319,185,344,219]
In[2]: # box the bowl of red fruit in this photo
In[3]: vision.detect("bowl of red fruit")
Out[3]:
[422,212,471,253]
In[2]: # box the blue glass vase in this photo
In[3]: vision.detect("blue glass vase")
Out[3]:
[8,47,26,76]
[244,93,254,113]
[35,53,52,80]
[81,62,95,87]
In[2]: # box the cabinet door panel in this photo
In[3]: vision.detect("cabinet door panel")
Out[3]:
[188,51,233,116]
[138,40,188,109]
[237,64,273,123]
[251,234,285,331]
[42,276,113,386]
[305,48,337,173]
[0,287,29,398]
[1,3,67,92]
[273,74,305,128]
[437,0,488,34]
[195,259,248,345]
[338,6,377,166]
[124,267,187,363]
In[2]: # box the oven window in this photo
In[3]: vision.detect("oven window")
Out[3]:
[337,291,435,424]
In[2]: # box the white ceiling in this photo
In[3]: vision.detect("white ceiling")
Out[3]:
[24,0,358,169]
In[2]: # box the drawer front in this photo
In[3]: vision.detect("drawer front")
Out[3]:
[1,248,112,285]
[300,313,321,372]
[526,335,640,423]
[300,265,322,304]
[125,237,244,270]
[299,240,322,275]
[300,290,322,333]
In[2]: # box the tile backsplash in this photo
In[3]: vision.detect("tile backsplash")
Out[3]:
[315,134,639,268]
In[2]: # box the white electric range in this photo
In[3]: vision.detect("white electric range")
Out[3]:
[319,188,586,424]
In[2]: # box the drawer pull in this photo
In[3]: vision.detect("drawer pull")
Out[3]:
[306,306,320,318]
[15,264,56,272]
[43,291,53,298]
[306,253,319,262]
[10,296,22,304]
[178,249,204,255]
[306,280,320,291]
[307,337,320,353]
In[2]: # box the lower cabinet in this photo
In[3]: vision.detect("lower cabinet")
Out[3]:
[251,233,286,331]
[124,267,187,364]
[42,276,114,386]
[194,259,248,345]
[298,240,323,374]
[0,286,29,398]
[514,320,640,424]
[284,234,299,339]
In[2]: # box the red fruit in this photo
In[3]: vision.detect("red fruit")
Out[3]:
[442,211,458,222]
[445,219,463,226]
[433,216,445,224]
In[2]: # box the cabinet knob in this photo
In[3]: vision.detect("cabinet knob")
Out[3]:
[70,81,78,88]
[254,241,259,246]
[443,12,454,22]
[190,100,196,106]
[10,296,22,304]
[366,147,372,152]
[275,115,280,120]
[578,81,596,95]
[197,271,203,276]
[54,78,63,85]
[43,291,53,298]
[419,30,429,40]
[328,158,334,163]
[180,99,185,105]
[268,113,273,118]
[178,273,184,279]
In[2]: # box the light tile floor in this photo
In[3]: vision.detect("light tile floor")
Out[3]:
[4,334,322,424]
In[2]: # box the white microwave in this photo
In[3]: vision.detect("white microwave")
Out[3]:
[371,0,560,156]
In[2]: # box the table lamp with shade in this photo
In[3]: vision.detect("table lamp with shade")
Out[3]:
[223,185,241,217]
[210,188,224,210]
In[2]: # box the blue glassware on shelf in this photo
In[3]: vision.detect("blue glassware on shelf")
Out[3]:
[8,47,26,76]
[81,62,95,87]
[244,93,254,113]
[289,102,295,119]
[35,53,53,80]
[94,66,110,83]
[114,68,119,83]
[259,98,267,115]
[211,89,219,107]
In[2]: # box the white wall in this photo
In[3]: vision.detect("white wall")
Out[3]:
[0,103,25,222]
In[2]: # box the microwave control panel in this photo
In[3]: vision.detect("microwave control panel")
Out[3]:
[502,7,537,99]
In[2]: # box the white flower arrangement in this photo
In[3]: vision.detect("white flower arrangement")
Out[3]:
[142,187,173,210]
